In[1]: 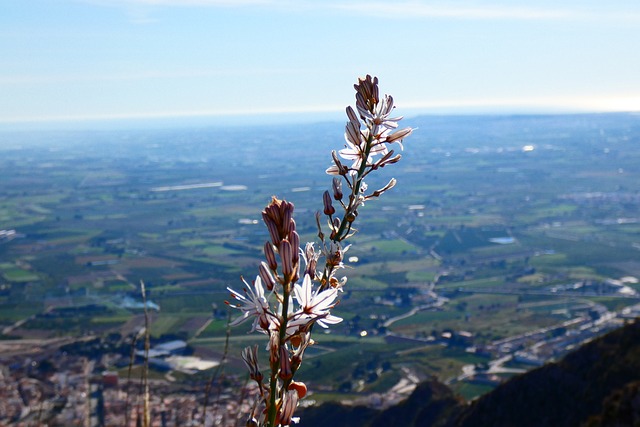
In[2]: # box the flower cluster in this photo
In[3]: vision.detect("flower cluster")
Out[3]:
[324,75,413,248]
[226,75,412,427]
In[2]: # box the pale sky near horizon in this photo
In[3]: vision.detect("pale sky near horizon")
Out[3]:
[2,1,640,127]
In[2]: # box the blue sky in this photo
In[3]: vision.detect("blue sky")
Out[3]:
[2,1,640,126]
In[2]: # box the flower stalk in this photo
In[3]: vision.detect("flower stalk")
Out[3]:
[225,75,412,426]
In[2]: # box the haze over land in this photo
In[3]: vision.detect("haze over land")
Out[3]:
[1,113,640,421]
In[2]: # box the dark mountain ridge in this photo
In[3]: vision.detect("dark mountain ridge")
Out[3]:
[300,319,640,426]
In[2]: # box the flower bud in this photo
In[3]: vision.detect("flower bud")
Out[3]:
[279,346,292,381]
[281,201,294,232]
[332,177,343,201]
[262,197,296,245]
[289,231,300,265]
[279,239,293,280]
[262,212,280,246]
[287,218,297,240]
[323,190,335,216]
[259,261,276,291]
[304,243,318,279]
[264,242,278,271]
[386,126,413,144]
[269,330,279,366]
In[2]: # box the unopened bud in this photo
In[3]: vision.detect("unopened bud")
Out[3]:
[279,239,293,279]
[264,242,278,271]
[259,262,276,291]
[323,190,335,216]
[386,126,413,144]
[288,218,297,239]
[305,265,316,281]
[269,330,279,366]
[262,197,296,245]
[279,346,292,380]
[281,201,294,232]
[290,231,300,265]
[262,212,280,246]
[332,178,343,201]
[304,246,318,279]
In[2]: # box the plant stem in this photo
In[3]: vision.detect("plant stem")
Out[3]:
[333,132,374,242]
[267,281,292,427]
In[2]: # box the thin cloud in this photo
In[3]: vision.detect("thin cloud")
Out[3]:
[331,2,570,21]
[0,103,344,124]
[329,1,640,23]
[403,95,640,113]
[76,0,640,23]
[76,0,284,24]
[79,0,275,7]
[0,67,302,86]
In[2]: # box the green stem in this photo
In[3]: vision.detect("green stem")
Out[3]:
[267,282,292,427]
[333,132,374,241]
[319,131,374,292]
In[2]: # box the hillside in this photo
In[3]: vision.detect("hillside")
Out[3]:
[300,319,640,426]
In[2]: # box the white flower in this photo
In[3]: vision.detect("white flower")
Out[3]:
[226,276,275,333]
[339,124,389,174]
[291,274,343,329]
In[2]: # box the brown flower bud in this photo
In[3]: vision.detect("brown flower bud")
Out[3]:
[279,239,293,280]
[287,218,297,240]
[262,211,280,246]
[289,231,300,265]
[269,330,279,366]
[278,346,292,381]
[281,201,294,232]
[332,177,343,201]
[264,242,278,271]
[304,243,318,279]
[323,190,335,216]
[262,197,296,245]
[259,261,276,291]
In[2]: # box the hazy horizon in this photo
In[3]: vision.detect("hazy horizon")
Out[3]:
[3,1,640,127]
[3,107,640,133]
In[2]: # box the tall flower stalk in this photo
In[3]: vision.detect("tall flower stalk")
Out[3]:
[226,75,412,427]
